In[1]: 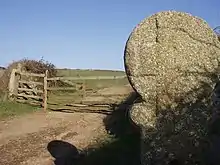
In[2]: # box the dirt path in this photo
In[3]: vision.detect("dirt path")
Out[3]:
[0,111,107,165]
[0,85,132,165]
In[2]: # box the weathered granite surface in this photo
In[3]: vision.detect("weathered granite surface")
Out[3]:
[124,11,220,164]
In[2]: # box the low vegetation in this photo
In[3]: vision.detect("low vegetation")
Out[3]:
[0,58,57,100]
[0,101,38,119]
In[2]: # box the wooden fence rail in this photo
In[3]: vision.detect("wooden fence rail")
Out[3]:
[8,68,128,112]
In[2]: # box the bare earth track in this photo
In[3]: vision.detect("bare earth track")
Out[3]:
[0,111,107,165]
[0,85,132,165]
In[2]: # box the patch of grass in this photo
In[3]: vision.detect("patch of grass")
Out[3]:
[84,78,128,89]
[0,101,38,119]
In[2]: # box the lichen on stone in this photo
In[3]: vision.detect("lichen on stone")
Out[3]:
[124,10,220,164]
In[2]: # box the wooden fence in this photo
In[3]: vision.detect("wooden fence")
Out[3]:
[8,68,127,113]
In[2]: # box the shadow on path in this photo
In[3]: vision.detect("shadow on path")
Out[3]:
[47,75,220,165]
[47,92,141,165]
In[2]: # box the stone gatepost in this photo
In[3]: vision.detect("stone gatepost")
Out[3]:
[124,11,220,165]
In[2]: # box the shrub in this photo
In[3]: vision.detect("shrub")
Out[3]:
[0,58,57,95]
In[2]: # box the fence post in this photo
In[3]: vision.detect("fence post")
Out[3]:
[8,64,22,101]
[43,70,48,111]
[15,63,22,96]
[82,80,86,98]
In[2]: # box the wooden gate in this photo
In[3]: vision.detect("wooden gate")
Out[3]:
[8,66,128,113]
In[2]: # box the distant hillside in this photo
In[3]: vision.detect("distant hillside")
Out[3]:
[56,69,126,77]
[0,67,126,79]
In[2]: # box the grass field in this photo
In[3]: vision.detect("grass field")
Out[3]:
[0,67,126,77]
[56,69,128,89]
[48,69,129,106]
[56,69,126,77]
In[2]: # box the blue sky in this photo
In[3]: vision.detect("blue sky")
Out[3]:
[0,0,219,70]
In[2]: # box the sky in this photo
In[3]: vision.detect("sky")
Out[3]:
[0,0,219,71]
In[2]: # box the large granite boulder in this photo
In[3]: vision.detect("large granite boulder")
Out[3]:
[124,11,220,164]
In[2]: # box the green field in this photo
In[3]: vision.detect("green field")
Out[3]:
[47,69,129,106]
[57,69,126,77]
[56,68,128,89]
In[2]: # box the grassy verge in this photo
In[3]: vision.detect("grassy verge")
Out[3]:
[0,101,38,119]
